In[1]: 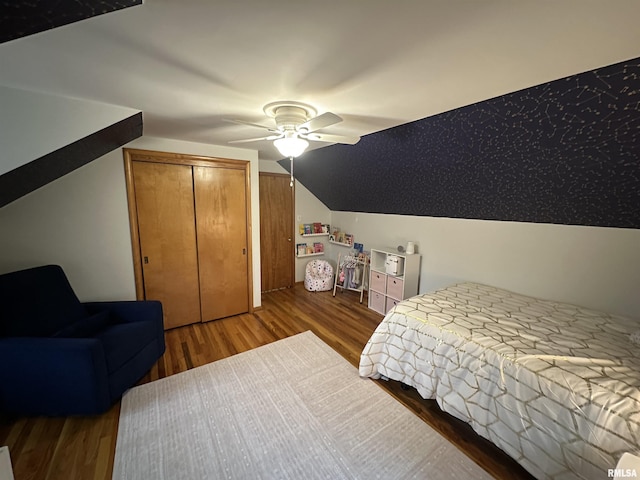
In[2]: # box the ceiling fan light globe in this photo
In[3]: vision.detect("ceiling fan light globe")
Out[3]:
[274,137,309,158]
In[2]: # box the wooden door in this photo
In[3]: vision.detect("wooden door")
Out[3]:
[259,173,294,292]
[194,166,250,320]
[131,161,202,329]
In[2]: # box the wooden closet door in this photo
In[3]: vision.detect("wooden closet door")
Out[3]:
[259,173,294,292]
[194,166,249,320]
[132,161,202,329]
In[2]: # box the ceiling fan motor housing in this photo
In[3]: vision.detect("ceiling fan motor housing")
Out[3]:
[264,101,317,132]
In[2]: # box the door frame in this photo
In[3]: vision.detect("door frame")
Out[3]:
[123,148,254,313]
[259,172,295,292]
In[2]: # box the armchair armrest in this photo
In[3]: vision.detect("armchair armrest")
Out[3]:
[84,300,162,324]
[83,300,165,355]
[0,337,110,415]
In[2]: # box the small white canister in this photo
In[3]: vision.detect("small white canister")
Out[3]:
[406,241,415,254]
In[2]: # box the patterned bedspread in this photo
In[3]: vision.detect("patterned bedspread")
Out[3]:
[359,282,640,480]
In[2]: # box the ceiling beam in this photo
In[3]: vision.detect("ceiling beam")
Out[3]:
[0,112,142,208]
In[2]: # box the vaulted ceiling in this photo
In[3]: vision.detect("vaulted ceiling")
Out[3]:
[2,0,640,162]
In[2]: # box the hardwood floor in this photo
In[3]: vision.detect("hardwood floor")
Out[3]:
[0,284,534,480]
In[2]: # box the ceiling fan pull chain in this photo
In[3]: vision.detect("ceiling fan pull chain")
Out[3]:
[290,156,294,187]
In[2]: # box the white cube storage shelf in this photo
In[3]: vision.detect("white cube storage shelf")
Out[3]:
[368,247,420,315]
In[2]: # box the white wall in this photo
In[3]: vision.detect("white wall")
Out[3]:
[0,146,136,300]
[331,211,640,318]
[259,160,332,282]
[0,86,139,175]
[0,136,262,309]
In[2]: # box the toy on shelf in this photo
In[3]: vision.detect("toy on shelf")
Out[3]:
[329,227,354,247]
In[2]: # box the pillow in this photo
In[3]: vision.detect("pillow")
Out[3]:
[52,310,110,338]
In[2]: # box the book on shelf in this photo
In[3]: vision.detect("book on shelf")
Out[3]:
[313,242,324,253]
[306,245,314,254]
[322,224,330,233]
[312,222,323,234]
[303,224,312,235]
[296,243,307,256]
[345,234,354,246]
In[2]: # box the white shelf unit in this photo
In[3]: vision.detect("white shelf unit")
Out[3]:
[329,240,354,248]
[368,247,420,315]
[296,231,328,258]
[296,252,324,258]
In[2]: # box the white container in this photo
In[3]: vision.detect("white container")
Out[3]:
[0,446,14,480]
[385,255,404,276]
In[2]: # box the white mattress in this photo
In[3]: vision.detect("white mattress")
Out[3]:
[359,282,640,480]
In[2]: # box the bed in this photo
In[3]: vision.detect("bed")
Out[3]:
[359,282,640,480]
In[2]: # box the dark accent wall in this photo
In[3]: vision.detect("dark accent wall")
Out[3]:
[0,112,142,208]
[281,57,640,229]
[1,0,142,44]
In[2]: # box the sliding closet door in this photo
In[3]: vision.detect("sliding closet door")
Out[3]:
[132,161,202,329]
[194,166,249,320]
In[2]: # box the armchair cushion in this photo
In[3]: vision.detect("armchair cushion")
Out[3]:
[52,310,111,338]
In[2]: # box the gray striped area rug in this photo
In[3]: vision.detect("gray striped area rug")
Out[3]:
[113,331,491,479]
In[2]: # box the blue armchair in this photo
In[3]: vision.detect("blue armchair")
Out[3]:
[0,265,165,416]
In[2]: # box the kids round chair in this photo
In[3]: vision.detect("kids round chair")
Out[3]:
[304,259,334,292]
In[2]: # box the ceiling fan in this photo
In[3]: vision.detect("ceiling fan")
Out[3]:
[227,101,360,158]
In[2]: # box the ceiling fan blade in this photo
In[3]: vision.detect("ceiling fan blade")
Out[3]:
[298,112,342,133]
[229,134,282,144]
[224,118,278,132]
[304,132,360,145]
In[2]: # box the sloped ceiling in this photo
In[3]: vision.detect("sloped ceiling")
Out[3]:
[0,1,639,221]
[282,57,640,228]
[0,112,142,208]
[0,1,144,206]
[0,0,142,44]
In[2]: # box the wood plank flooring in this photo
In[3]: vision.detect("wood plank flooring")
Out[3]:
[0,284,534,480]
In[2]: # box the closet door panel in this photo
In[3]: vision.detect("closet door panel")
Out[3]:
[132,161,202,329]
[194,166,249,320]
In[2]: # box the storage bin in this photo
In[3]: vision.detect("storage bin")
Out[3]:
[370,271,387,293]
[386,276,404,300]
[385,255,404,276]
[369,291,386,314]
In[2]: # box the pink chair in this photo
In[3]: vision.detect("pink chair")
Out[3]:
[304,260,334,292]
